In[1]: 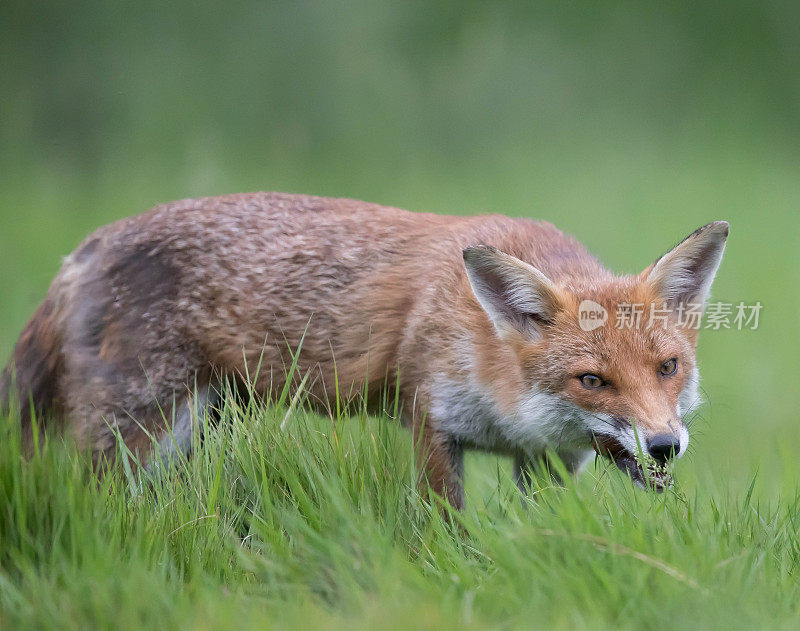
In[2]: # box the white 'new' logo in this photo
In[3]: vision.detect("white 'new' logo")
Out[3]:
[578,300,608,331]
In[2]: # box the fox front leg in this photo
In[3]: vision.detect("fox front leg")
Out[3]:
[413,426,465,509]
[424,435,465,510]
[403,395,465,509]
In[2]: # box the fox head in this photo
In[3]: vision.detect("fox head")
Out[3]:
[463,221,729,488]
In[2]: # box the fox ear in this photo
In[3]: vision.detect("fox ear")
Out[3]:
[645,221,729,309]
[463,245,561,338]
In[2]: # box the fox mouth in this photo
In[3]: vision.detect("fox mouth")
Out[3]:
[591,435,674,492]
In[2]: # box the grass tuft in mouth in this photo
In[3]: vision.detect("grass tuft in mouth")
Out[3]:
[592,434,675,491]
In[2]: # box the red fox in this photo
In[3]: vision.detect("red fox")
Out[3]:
[1,193,728,506]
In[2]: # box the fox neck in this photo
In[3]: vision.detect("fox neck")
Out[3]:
[430,369,595,458]
[429,334,589,456]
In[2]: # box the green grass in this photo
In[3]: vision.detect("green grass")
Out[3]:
[2,389,800,630]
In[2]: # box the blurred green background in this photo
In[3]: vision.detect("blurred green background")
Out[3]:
[1,1,799,496]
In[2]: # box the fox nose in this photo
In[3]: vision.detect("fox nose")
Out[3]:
[647,434,681,463]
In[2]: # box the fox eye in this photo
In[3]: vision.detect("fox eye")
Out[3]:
[579,374,605,389]
[660,358,678,376]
